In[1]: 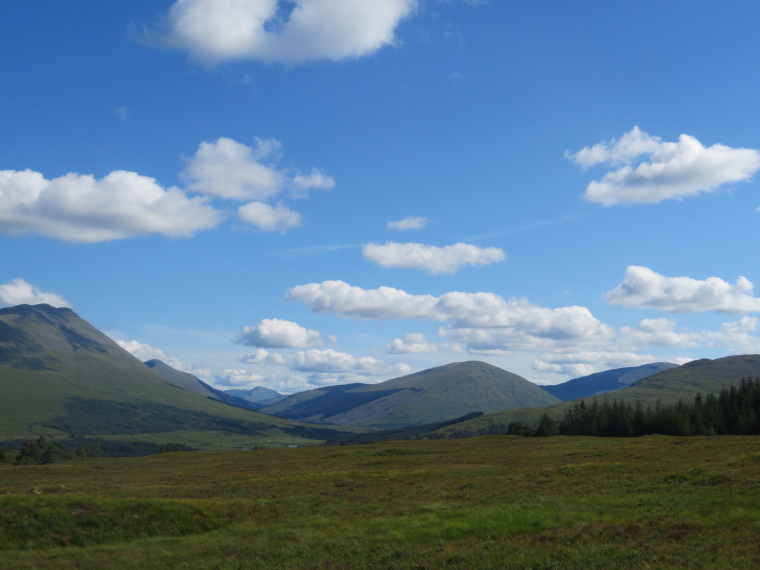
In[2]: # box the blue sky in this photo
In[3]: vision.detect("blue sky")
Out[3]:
[3,0,760,393]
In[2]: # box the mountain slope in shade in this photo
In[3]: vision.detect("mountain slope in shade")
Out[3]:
[543,362,678,402]
[144,359,263,411]
[430,355,760,437]
[262,361,561,429]
[0,304,337,444]
[225,386,283,405]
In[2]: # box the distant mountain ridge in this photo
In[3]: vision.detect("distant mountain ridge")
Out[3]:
[262,361,561,429]
[0,304,345,446]
[543,362,678,401]
[225,386,284,405]
[144,359,263,411]
[430,354,760,438]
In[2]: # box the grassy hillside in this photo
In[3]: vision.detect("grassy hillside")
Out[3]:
[1,435,759,568]
[264,361,560,429]
[544,362,677,401]
[0,304,352,447]
[433,355,760,437]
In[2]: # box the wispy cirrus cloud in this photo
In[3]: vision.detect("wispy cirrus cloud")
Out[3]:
[568,127,760,205]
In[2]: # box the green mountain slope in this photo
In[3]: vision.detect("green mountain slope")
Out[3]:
[262,361,561,429]
[0,304,345,446]
[431,355,760,437]
[543,362,678,401]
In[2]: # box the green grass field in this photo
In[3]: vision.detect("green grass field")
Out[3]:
[1,435,759,568]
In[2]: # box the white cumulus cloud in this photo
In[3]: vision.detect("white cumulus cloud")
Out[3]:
[116,339,171,362]
[287,280,439,320]
[619,318,701,349]
[240,347,402,375]
[704,317,760,354]
[386,332,439,354]
[292,168,335,197]
[0,169,222,243]
[237,201,302,231]
[183,137,286,200]
[0,278,71,308]
[214,369,266,386]
[362,242,506,275]
[604,266,760,314]
[532,351,658,379]
[287,280,614,345]
[234,318,323,348]
[387,216,429,231]
[568,127,760,205]
[155,0,418,64]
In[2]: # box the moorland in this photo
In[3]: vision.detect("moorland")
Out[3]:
[2,435,760,569]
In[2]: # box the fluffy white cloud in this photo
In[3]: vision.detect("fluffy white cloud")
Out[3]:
[704,317,760,354]
[237,201,302,231]
[0,169,222,243]
[179,136,330,233]
[619,318,701,349]
[604,266,760,314]
[288,280,614,341]
[240,347,403,375]
[568,127,760,205]
[183,137,334,200]
[387,216,429,231]
[292,168,335,197]
[157,0,418,64]
[386,332,438,354]
[287,280,439,320]
[0,278,71,308]
[234,318,323,348]
[214,369,265,386]
[532,351,659,379]
[362,242,506,275]
[116,339,171,362]
[183,137,285,200]
[438,315,616,354]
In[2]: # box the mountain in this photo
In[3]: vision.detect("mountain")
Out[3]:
[430,355,760,437]
[0,304,345,447]
[542,362,678,401]
[225,386,283,405]
[262,361,561,429]
[144,359,263,411]
[602,355,760,404]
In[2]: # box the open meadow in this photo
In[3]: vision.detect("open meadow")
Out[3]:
[1,435,760,569]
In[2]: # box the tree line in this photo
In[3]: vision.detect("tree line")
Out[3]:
[0,437,194,465]
[438,377,760,439]
[558,376,760,437]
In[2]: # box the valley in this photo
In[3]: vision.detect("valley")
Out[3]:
[1,435,759,568]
